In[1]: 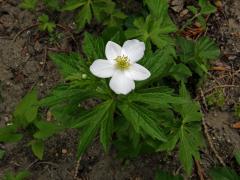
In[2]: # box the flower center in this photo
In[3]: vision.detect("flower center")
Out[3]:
[115,56,130,70]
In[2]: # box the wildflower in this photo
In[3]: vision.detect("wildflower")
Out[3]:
[90,39,150,95]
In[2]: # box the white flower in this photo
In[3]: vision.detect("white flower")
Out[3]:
[90,39,151,95]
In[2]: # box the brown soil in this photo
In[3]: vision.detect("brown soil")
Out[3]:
[0,0,240,179]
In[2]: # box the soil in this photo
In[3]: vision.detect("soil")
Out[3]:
[0,0,240,179]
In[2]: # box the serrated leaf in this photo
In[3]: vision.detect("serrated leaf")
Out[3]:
[169,63,192,81]
[38,14,56,33]
[34,121,62,139]
[187,5,198,15]
[43,0,60,10]
[13,89,38,127]
[199,0,217,15]
[157,130,180,152]
[0,125,23,142]
[209,167,240,180]
[128,91,188,108]
[76,100,114,157]
[31,140,44,160]
[195,37,220,60]
[118,103,166,142]
[179,129,194,175]
[62,0,86,11]
[48,52,88,78]
[82,32,105,61]
[91,0,115,22]
[137,48,175,88]
[100,102,115,152]
[154,170,184,180]
[125,14,176,49]
[75,3,92,31]
[176,37,195,63]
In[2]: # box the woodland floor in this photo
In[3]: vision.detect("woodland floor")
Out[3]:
[0,0,240,179]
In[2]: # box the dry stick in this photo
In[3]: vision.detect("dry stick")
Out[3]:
[13,24,39,42]
[203,84,240,96]
[74,156,82,180]
[195,159,205,180]
[200,89,226,166]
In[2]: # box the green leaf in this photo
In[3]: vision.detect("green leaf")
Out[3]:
[199,0,217,15]
[82,32,105,61]
[137,48,175,88]
[76,100,114,157]
[15,170,31,180]
[3,170,31,180]
[39,85,97,107]
[0,125,23,143]
[13,89,38,128]
[169,64,192,81]
[62,0,86,11]
[179,128,194,175]
[209,167,240,180]
[91,0,115,22]
[145,0,169,18]
[48,52,87,78]
[128,91,187,109]
[154,170,184,180]
[177,36,220,76]
[118,102,167,142]
[100,101,115,152]
[19,0,37,10]
[195,37,220,61]
[103,10,127,27]
[75,3,92,31]
[176,37,195,63]
[234,151,240,165]
[0,149,5,159]
[34,121,62,139]
[43,0,61,10]
[38,14,56,33]
[125,15,176,49]
[187,5,198,15]
[30,140,44,160]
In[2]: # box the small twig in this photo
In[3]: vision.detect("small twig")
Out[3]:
[13,24,39,42]
[74,156,82,179]
[200,89,226,166]
[203,84,240,96]
[195,159,205,180]
[202,116,226,166]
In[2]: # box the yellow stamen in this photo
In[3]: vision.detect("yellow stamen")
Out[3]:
[115,56,130,70]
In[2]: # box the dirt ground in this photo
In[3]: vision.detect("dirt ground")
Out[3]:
[0,0,240,179]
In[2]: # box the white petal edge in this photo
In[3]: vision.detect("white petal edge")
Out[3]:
[90,59,115,78]
[125,63,151,81]
[122,39,145,62]
[105,41,122,60]
[109,71,135,95]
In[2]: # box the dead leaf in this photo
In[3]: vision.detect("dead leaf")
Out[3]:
[232,121,240,129]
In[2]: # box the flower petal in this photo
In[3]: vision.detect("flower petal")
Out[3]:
[109,71,135,95]
[125,63,151,81]
[105,41,122,60]
[90,59,115,78]
[122,39,145,62]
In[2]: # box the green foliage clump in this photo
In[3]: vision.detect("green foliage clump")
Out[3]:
[4,0,222,177]
[206,90,225,107]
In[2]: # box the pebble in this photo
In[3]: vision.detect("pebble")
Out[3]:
[180,9,189,17]
[62,149,68,154]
